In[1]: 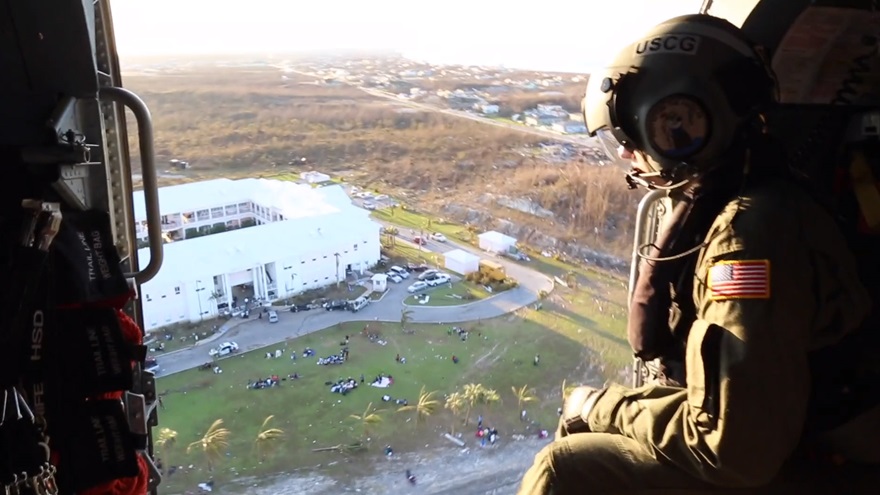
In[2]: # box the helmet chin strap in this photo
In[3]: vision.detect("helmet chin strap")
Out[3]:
[633,149,754,264]
[624,163,695,191]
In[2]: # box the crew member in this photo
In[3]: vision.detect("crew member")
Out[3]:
[518,14,870,494]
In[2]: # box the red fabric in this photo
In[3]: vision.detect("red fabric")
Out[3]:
[91,310,143,402]
[79,453,150,495]
[116,310,144,346]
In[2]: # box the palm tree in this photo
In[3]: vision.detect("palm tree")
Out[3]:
[400,308,414,332]
[512,385,537,415]
[186,419,231,471]
[349,402,384,441]
[154,427,178,472]
[480,388,502,416]
[253,415,285,461]
[461,383,484,426]
[398,386,440,427]
[466,223,478,243]
[444,392,466,435]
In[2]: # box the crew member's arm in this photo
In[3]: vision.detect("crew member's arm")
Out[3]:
[586,194,863,487]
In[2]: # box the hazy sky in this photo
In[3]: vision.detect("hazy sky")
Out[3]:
[112,0,702,72]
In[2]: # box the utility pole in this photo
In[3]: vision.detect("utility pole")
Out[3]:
[334,253,341,288]
[195,280,204,321]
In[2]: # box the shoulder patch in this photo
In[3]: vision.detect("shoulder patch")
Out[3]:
[708,260,770,301]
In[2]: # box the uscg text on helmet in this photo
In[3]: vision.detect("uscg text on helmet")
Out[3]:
[635,35,700,56]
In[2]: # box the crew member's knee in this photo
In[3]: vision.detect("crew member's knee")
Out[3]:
[518,442,562,495]
[519,433,657,495]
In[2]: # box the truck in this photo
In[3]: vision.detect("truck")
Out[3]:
[479,259,506,282]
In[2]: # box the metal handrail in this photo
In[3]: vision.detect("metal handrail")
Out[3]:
[628,189,668,388]
[99,86,163,284]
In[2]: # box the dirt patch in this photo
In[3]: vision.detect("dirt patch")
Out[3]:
[207,436,550,495]
[472,342,501,369]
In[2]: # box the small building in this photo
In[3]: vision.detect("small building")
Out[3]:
[551,121,587,134]
[301,170,331,184]
[371,273,388,292]
[444,249,480,275]
[480,104,500,115]
[478,231,517,254]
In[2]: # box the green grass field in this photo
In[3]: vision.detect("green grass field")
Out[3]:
[155,270,630,493]
[156,315,600,492]
[372,207,474,244]
[405,282,490,306]
[382,242,442,267]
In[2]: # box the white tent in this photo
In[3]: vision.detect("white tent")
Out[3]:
[371,273,388,292]
[477,231,516,254]
[444,249,480,275]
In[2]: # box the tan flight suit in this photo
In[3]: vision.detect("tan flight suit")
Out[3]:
[517,178,873,495]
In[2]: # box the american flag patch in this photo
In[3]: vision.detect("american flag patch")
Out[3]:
[708,260,770,300]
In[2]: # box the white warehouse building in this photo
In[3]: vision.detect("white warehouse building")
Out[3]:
[134,178,381,332]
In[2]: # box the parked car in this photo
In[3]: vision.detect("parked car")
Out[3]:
[412,236,427,246]
[430,233,447,242]
[427,274,451,287]
[144,357,159,373]
[362,201,376,210]
[289,304,311,312]
[389,266,410,279]
[418,269,440,281]
[406,263,429,272]
[407,281,429,293]
[386,272,403,283]
[324,299,349,311]
[267,310,279,323]
[209,341,240,357]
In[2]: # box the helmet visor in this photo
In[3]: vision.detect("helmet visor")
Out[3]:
[583,70,642,153]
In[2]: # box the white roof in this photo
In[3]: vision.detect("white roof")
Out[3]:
[132,178,353,221]
[138,211,380,287]
[477,230,516,244]
[371,273,388,281]
[444,249,480,263]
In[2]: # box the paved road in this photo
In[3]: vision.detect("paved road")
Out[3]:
[282,66,604,150]
[154,234,553,377]
[360,86,599,148]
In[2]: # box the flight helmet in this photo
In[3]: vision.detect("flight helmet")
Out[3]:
[583,14,779,187]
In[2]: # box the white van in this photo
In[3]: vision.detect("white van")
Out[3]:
[349,296,370,312]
